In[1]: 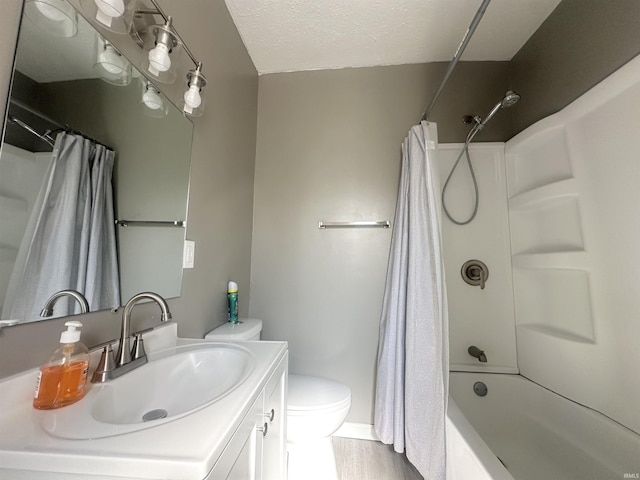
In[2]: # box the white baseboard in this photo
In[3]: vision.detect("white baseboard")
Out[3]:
[333,422,380,441]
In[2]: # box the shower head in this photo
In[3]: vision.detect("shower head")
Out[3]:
[501,90,521,108]
[478,90,521,128]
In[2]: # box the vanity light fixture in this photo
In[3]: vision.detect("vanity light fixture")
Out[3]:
[142,16,182,84]
[139,80,169,118]
[24,0,78,38]
[133,0,207,116]
[93,36,132,86]
[183,63,207,117]
[80,0,135,34]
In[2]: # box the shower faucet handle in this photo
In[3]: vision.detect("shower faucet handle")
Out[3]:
[461,259,489,289]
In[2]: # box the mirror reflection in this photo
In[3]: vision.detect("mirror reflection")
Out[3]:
[0,3,193,324]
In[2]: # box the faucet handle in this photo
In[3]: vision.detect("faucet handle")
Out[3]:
[131,333,147,360]
[91,342,116,383]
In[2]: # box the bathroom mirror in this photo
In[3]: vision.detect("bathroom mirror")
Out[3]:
[0,4,193,324]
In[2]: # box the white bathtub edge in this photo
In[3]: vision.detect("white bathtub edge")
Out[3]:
[446,399,515,480]
[335,404,514,480]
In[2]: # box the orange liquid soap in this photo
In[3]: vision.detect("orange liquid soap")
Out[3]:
[33,359,89,410]
[33,321,90,410]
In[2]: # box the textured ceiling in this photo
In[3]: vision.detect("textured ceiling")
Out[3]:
[225,0,561,75]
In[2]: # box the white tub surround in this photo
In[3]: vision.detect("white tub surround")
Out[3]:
[505,53,640,435]
[0,323,288,479]
[437,144,518,374]
[450,372,640,480]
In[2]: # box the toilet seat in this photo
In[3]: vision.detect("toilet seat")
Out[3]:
[287,374,351,416]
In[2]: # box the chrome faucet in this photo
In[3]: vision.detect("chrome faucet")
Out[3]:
[116,292,172,367]
[40,290,89,317]
[91,292,172,383]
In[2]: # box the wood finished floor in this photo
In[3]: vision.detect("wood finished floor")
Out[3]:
[333,438,424,480]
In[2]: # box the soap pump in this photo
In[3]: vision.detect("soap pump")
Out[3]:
[33,320,90,410]
[227,281,238,324]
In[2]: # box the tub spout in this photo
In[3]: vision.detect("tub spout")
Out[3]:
[468,345,487,363]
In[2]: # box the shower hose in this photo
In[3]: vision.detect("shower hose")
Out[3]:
[441,125,481,226]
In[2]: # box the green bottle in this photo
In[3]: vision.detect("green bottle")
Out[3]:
[227,281,238,324]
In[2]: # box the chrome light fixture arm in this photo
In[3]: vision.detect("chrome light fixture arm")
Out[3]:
[134,0,207,115]
[136,0,199,69]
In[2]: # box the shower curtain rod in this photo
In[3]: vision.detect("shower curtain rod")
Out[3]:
[8,115,56,147]
[10,98,65,129]
[9,98,112,150]
[421,0,491,121]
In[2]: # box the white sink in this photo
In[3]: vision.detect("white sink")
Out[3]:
[39,342,255,439]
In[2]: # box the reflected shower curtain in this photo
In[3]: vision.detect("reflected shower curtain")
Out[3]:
[374,121,449,479]
[3,133,120,321]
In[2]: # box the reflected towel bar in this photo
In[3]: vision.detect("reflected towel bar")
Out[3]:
[318,221,390,229]
[116,220,185,227]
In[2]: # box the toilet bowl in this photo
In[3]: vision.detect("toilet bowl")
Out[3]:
[205,319,352,480]
[287,374,351,480]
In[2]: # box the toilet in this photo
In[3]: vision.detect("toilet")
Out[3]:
[205,319,351,480]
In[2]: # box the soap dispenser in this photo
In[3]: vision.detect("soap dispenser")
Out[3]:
[33,320,90,410]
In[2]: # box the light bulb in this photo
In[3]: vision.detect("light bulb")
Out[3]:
[98,45,125,75]
[183,85,202,112]
[142,86,163,110]
[94,0,124,27]
[34,0,68,21]
[148,43,171,77]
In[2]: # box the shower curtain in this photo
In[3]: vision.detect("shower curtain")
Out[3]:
[374,121,449,479]
[3,132,120,321]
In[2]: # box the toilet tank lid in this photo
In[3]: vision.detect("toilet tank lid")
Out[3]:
[205,318,262,340]
[288,374,351,412]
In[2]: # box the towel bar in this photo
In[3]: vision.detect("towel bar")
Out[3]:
[318,221,390,229]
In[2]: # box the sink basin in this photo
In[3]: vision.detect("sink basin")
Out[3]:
[39,342,255,439]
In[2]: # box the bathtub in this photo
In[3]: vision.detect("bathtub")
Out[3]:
[446,397,513,480]
[448,372,640,480]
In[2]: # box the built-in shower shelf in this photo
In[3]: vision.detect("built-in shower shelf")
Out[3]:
[511,251,589,270]
[508,178,578,210]
[518,324,596,345]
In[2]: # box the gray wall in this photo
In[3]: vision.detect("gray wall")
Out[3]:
[250,63,511,424]
[511,0,640,134]
[0,0,258,378]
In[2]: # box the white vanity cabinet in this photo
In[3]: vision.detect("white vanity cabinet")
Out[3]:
[207,391,265,479]
[261,358,287,479]
[208,353,287,480]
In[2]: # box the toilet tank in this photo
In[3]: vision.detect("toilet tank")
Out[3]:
[204,318,262,341]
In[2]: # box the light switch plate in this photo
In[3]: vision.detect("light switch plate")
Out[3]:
[183,240,195,268]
